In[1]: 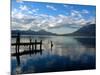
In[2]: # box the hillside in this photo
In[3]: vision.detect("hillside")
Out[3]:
[62,24,96,36]
[11,30,57,36]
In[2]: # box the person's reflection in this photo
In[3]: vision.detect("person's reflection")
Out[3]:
[16,52,21,74]
[15,52,21,74]
[50,41,53,51]
[40,50,42,55]
[16,52,20,66]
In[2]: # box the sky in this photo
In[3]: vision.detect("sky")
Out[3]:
[11,0,96,34]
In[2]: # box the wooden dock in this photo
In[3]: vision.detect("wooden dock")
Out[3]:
[11,33,43,56]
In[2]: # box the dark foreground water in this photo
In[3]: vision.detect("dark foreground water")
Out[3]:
[11,35,96,75]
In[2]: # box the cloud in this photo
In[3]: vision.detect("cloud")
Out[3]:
[63,5,69,8]
[12,9,17,17]
[86,17,96,24]
[28,11,33,14]
[16,0,23,3]
[14,12,24,19]
[19,5,28,11]
[32,8,39,13]
[71,10,82,18]
[11,8,95,32]
[12,5,40,16]
[82,9,89,14]
[74,18,87,25]
[12,22,30,30]
[46,5,57,11]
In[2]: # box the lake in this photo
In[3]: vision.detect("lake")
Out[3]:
[11,35,96,75]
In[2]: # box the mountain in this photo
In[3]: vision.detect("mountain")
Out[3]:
[35,30,57,35]
[62,24,96,36]
[11,24,96,36]
[11,30,57,36]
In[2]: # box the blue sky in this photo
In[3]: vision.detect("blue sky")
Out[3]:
[11,0,96,34]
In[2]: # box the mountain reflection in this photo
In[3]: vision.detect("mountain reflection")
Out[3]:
[11,36,95,75]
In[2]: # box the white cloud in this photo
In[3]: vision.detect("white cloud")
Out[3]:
[63,5,68,8]
[12,22,25,30]
[12,9,17,13]
[74,18,87,25]
[28,11,33,14]
[12,9,18,17]
[32,8,39,13]
[82,9,89,14]
[91,18,96,24]
[11,9,95,31]
[71,10,82,18]
[16,0,23,3]
[87,17,96,24]
[46,5,57,11]
[14,12,24,19]
[19,5,28,11]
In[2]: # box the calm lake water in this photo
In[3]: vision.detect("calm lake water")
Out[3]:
[11,35,96,75]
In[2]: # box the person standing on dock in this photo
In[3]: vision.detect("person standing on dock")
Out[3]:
[29,38,32,51]
[16,33,20,53]
[17,33,20,43]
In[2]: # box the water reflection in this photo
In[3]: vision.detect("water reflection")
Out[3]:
[11,36,96,75]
